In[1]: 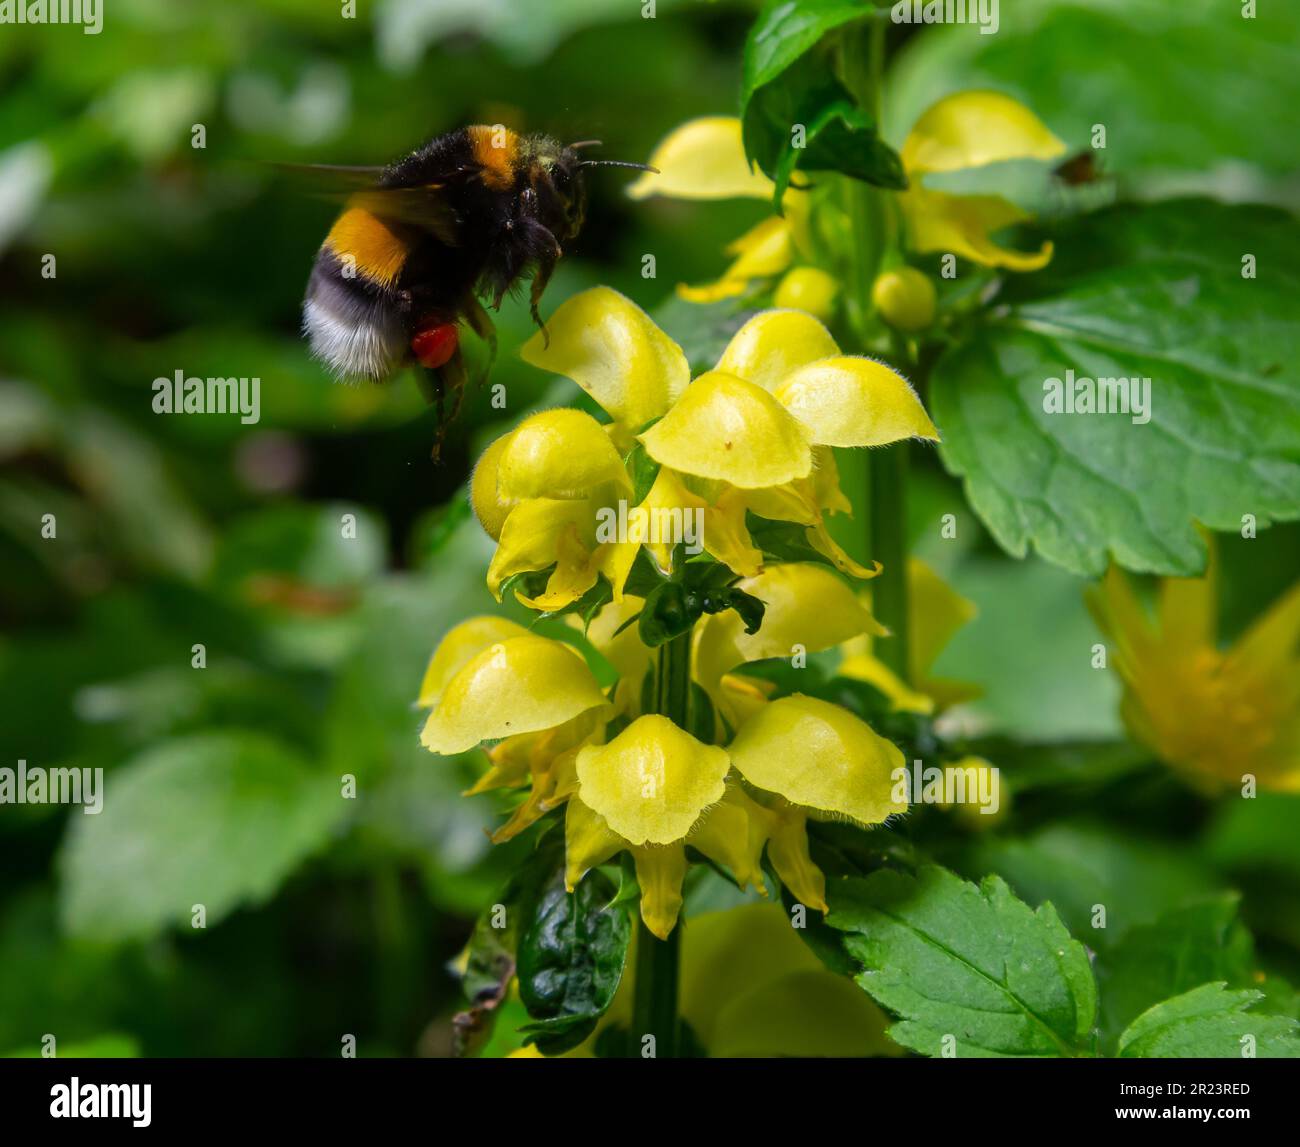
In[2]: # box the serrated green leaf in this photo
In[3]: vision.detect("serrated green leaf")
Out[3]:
[1117,983,1300,1058]
[826,866,1097,1057]
[933,200,1300,576]
[58,731,345,942]
[1097,894,1256,1051]
[516,867,632,1055]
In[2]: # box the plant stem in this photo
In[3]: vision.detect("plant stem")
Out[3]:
[632,912,680,1058]
[630,629,691,1058]
[841,16,911,681]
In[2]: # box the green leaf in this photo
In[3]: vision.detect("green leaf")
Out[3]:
[826,866,1097,1057]
[1097,894,1256,1051]
[740,2,903,205]
[744,0,878,96]
[1117,983,1300,1058]
[744,51,906,206]
[58,731,345,942]
[516,867,632,1055]
[933,200,1300,576]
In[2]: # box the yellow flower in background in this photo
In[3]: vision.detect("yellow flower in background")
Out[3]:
[628,92,1065,310]
[839,557,980,715]
[626,117,818,308]
[899,90,1066,272]
[1088,554,1300,793]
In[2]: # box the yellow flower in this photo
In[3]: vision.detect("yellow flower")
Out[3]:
[1087,554,1300,793]
[899,90,1066,272]
[499,288,936,606]
[562,692,905,936]
[839,558,979,714]
[628,93,1065,306]
[627,116,813,302]
[418,620,612,840]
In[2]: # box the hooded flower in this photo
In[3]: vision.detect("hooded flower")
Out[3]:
[1087,552,1300,793]
[473,288,937,610]
[627,92,1064,309]
[417,618,612,841]
[898,90,1066,272]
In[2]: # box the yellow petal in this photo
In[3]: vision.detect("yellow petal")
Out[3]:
[626,116,773,201]
[728,695,907,825]
[676,216,796,303]
[640,370,811,489]
[907,558,978,679]
[773,355,939,447]
[838,652,935,715]
[497,408,630,501]
[901,187,1054,271]
[714,309,841,393]
[521,287,690,430]
[470,431,517,542]
[574,714,730,845]
[628,467,708,575]
[766,805,827,912]
[1229,580,1300,685]
[902,90,1066,176]
[420,634,609,754]
[516,522,601,612]
[704,487,766,578]
[695,563,885,710]
[491,744,583,843]
[675,277,751,305]
[486,498,595,601]
[632,845,689,939]
[688,784,773,893]
[417,615,530,708]
[564,796,626,890]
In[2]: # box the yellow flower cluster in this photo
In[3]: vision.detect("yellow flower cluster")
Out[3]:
[418,291,941,937]
[628,91,1066,314]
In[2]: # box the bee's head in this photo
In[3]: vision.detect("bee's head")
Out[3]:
[525,135,656,241]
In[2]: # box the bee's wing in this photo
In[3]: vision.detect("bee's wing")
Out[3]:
[271,162,461,244]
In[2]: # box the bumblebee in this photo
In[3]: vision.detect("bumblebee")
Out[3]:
[299,125,651,448]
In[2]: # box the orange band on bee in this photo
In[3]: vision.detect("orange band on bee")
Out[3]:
[324,205,411,287]
[468,124,520,190]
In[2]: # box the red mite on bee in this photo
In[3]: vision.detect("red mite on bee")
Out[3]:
[297,125,654,456]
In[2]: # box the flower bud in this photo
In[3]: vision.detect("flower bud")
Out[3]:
[773,267,839,322]
[871,266,936,332]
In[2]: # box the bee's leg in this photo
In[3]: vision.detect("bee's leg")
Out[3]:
[424,350,469,462]
[526,231,562,348]
[460,293,498,385]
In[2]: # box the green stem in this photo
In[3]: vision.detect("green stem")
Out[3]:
[868,445,910,679]
[841,16,911,681]
[630,630,691,1058]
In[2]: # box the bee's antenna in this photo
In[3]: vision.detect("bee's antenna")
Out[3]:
[578,160,659,173]
[569,140,604,151]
